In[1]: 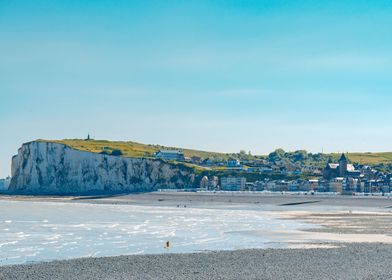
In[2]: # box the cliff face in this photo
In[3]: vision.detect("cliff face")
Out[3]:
[9,141,195,194]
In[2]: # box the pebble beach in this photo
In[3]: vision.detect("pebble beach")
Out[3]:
[1,243,392,280]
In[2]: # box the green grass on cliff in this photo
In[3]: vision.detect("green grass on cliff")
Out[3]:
[40,139,230,161]
[37,139,392,166]
[330,152,392,165]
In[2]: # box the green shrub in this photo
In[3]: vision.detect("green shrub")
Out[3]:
[111,149,123,156]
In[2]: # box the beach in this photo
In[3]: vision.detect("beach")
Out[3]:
[1,192,392,279]
[1,243,392,280]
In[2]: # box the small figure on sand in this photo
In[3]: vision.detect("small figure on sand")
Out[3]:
[165,241,170,251]
[177,204,187,208]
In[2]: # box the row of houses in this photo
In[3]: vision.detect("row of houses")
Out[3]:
[153,149,318,175]
[200,175,392,194]
[258,178,392,193]
[156,151,392,194]
[152,150,387,179]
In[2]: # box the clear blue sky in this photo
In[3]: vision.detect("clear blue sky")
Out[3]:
[1,0,392,177]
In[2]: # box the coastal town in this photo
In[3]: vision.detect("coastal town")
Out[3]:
[2,145,391,195]
[0,142,392,195]
[155,149,392,195]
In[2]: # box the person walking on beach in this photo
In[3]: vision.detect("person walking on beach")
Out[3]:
[165,241,170,251]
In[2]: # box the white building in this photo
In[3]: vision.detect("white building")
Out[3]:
[209,176,219,190]
[329,177,344,193]
[199,176,209,189]
[221,177,246,191]
[227,159,241,168]
[154,150,185,161]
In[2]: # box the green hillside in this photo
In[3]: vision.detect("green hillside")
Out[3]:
[330,152,392,165]
[40,139,231,160]
[37,139,392,166]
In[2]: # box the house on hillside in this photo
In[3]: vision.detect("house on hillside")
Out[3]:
[154,150,185,161]
[227,159,241,168]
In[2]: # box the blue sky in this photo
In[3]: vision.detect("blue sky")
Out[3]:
[1,0,392,176]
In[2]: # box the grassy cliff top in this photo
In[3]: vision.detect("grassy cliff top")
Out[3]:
[330,152,392,165]
[36,139,392,166]
[39,139,230,160]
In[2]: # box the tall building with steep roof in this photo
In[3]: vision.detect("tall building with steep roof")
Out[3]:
[338,153,348,177]
[324,153,357,179]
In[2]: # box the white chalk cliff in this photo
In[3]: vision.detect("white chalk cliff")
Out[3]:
[9,141,195,194]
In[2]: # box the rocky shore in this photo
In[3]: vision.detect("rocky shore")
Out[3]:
[1,243,391,280]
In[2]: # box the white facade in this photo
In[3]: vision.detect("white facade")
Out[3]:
[221,177,246,191]
[154,150,185,161]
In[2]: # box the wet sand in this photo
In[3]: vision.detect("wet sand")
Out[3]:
[77,192,392,209]
[2,192,392,279]
[3,191,392,207]
[284,211,392,234]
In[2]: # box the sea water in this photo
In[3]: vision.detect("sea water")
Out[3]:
[0,199,314,266]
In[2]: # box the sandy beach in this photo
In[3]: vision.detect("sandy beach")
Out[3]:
[4,191,392,207]
[2,192,392,279]
[78,192,392,209]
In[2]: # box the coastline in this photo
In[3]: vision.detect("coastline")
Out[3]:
[2,192,392,279]
[3,191,392,208]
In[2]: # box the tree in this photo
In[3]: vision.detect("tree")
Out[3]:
[111,149,123,156]
[268,148,285,162]
[292,150,308,162]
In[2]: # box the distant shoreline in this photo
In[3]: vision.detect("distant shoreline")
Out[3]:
[2,191,392,208]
